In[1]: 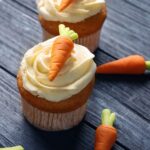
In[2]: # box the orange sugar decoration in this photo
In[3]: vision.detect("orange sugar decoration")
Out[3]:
[59,0,75,12]
[49,36,74,81]
[95,109,117,150]
[48,24,78,81]
[96,55,150,75]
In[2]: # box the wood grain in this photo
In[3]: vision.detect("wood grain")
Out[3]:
[0,0,150,149]
[101,0,150,58]
[0,68,125,150]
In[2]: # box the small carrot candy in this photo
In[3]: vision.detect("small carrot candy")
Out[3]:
[59,0,75,12]
[49,24,78,81]
[0,146,24,150]
[96,55,150,74]
[95,109,117,150]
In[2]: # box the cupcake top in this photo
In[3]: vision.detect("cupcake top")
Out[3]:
[20,25,96,102]
[37,0,105,23]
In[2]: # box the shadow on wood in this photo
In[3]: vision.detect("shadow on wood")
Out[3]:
[96,74,150,84]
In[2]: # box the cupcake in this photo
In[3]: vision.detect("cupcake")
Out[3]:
[37,0,107,52]
[17,24,96,131]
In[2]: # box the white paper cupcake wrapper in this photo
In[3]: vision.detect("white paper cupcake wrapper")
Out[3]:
[22,98,87,131]
[42,28,100,53]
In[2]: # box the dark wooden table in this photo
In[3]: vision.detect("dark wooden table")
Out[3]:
[0,0,150,149]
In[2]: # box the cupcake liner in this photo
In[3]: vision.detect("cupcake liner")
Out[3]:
[75,30,100,53]
[42,28,100,53]
[22,98,87,131]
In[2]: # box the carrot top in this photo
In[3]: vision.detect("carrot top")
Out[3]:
[0,146,24,150]
[48,24,78,81]
[145,61,150,70]
[95,109,117,150]
[59,24,78,40]
[101,109,116,126]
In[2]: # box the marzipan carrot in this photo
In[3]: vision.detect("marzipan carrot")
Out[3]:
[95,109,117,150]
[49,24,78,81]
[59,0,75,12]
[96,55,150,74]
[0,146,24,150]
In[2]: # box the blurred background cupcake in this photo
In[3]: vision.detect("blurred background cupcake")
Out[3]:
[37,0,107,52]
[17,25,96,131]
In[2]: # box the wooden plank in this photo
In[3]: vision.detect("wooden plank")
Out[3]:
[0,68,125,150]
[100,6,150,58]
[88,50,150,150]
[100,0,150,58]
[0,47,149,149]
[11,0,37,13]
[0,68,87,149]
[0,1,42,75]
[106,0,150,28]
[0,135,14,148]
[86,88,150,150]
[0,1,127,148]
[0,0,150,149]
[95,50,150,121]
[5,0,37,20]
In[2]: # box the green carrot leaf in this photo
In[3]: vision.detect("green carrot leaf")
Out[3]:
[101,109,111,125]
[101,109,116,126]
[0,146,24,150]
[109,113,116,126]
[59,24,78,40]
[145,61,150,70]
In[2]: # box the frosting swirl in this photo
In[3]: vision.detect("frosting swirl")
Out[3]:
[37,0,105,23]
[20,37,96,102]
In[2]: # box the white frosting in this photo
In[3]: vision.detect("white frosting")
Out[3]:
[37,0,105,23]
[20,37,96,102]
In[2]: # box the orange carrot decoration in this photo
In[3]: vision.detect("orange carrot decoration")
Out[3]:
[95,109,117,150]
[49,24,78,81]
[59,0,75,12]
[96,55,150,74]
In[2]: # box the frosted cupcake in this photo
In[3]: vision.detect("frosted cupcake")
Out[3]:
[17,25,96,131]
[37,0,107,52]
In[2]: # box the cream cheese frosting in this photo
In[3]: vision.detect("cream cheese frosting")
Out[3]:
[20,37,96,102]
[37,0,105,23]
